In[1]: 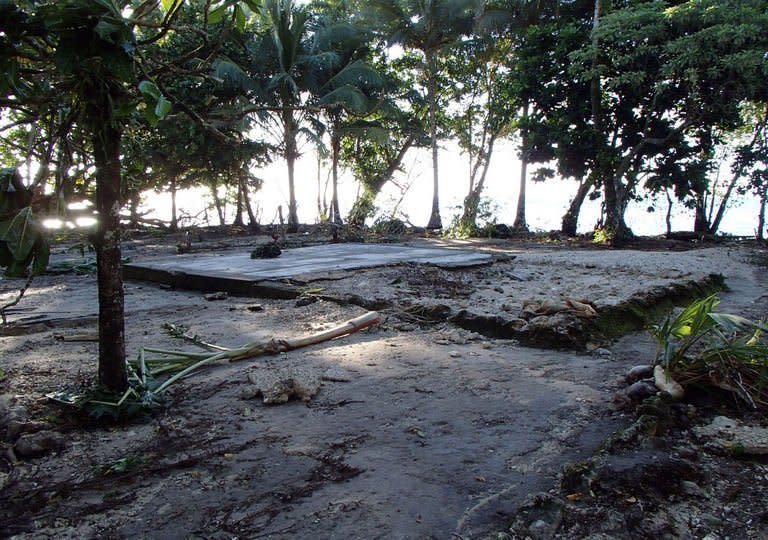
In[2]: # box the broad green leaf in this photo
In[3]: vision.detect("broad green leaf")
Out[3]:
[3,207,38,262]
[208,5,228,24]
[138,80,160,100]
[154,96,172,119]
[709,312,768,334]
[235,5,247,31]
[161,0,180,12]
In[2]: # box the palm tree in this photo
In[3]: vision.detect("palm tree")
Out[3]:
[311,4,386,224]
[367,0,476,229]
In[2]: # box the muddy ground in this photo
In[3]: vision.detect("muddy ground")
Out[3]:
[1,231,767,539]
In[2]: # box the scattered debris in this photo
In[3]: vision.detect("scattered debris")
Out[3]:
[250,241,282,259]
[295,296,319,307]
[53,332,99,342]
[522,297,598,319]
[204,291,228,301]
[693,416,768,456]
[247,367,321,404]
[653,365,685,399]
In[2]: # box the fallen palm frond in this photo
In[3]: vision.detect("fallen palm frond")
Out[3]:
[48,311,381,419]
[650,295,768,408]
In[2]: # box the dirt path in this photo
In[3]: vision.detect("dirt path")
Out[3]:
[1,239,766,539]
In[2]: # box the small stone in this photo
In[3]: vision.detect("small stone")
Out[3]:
[393,323,417,332]
[507,271,533,282]
[700,513,724,528]
[626,381,657,401]
[321,368,352,382]
[5,420,51,441]
[14,430,65,459]
[449,351,462,358]
[594,348,612,358]
[247,304,264,312]
[626,364,654,383]
[681,480,708,499]
[529,519,552,538]
[204,291,228,301]
[295,296,318,307]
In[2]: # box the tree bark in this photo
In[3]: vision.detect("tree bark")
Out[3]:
[169,175,178,231]
[233,173,245,227]
[347,136,414,227]
[89,106,127,393]
[330,125,342,225]
[561,178,591,236]
[426,50,442,230]
[210,184,225,225]
[284,110,299,233]
[513,102,531,231]
[241,173,258,230]
[665,189,673,237]
[757,185,767,242]
[459,134,496,231]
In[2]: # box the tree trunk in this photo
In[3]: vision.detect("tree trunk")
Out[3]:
[347,136,415,227]
[170,176,178,231]
[665,189,673,237]
[603,177,632,244]
[693,194,709,235]
[561,178,591,236]
[242,174,258,230]
[513,103,531,231]
[89,106,127,393]
[757,185,767,242]
[330,126,342,225]
[128,189,141,228]
[425,50,442,230]
[459,134,497,231]
[284,110,299,233]
[233,174,245,227]
[210,184,225,225]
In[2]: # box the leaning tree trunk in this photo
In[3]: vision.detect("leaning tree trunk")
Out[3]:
[241,173,259,231]
[561,178,592,236]
[347,136,415,228]
[88,95,128,393]
[210,184,225,226]
[425,51,442,230]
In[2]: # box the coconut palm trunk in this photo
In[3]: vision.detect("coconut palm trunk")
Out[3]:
[426,50,442,230]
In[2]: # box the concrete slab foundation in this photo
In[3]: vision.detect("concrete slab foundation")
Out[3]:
[124,243,494,295]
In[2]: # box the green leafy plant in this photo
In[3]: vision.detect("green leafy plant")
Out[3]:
[592,227,613,245]
[650,294,768,408]
[0,168,49,278]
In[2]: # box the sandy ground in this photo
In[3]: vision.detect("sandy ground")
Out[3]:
[1,236,767,539]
